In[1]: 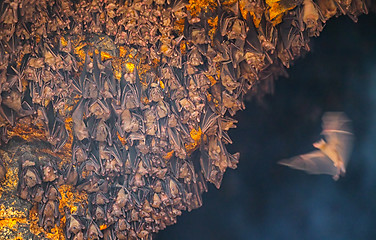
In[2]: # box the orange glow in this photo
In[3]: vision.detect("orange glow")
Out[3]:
[190,127,202,142]
[185,127,202,155]
[112,58,123,80]
[0,166,18,199]
[207,75,217,86]
[119,46,127,58]
[73,41,87,62]
[163,150,175,160]
[60,36,68,47]
[206,93,212,102]
[0,205,28,221]
[117,132,127,146]
[265,0,299,25]
[142,97,150,105]
[99,50,113,61]
[187,0,217,16]
[174,18,185,33]
[180,41,187,54]
[7,119,47,142]
[99,224,108,230]
[159,80,165,89]
[208,16,218,40]
[126,62,135,73]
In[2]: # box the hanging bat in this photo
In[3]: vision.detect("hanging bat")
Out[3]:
[278,112,354,180]
[114,218,130,239]
[64,207,86,239]
[86,218,103,239]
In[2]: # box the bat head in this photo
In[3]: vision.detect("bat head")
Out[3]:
[313,139,326,150]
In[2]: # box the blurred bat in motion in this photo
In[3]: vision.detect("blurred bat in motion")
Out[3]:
[278,112,354,180]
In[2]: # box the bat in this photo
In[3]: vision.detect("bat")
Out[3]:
[167,176,183,199]
[39,200,60,231]
[72,98,90,141]
[21,166,42,188]
[91,192,109,205]
[278,112,354,180]
[42,161,58,182]
[347,0,369,22]
[92,204,106,222]
[65,207,86,239]
[302,0,324,36]
[199,146,211,181]
[31,185,44,203]
[258,13,277,54]
[76,175,102,193]
[42,102,69,151]
[114,218,130,238]
[200,106,219,134]
[103,227,116,240]
[316,0,338,20]
[64,163,78,185]
[86,219,104,239]
[43,183,62,202]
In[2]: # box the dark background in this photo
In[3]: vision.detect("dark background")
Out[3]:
[156,13,376,240]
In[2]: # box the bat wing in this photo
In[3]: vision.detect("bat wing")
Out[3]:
[278,150,338,176]
[324,131,354,167]
[322,112,352,135]
[321,112,354,166]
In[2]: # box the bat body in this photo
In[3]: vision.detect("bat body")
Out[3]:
[279,112,353,180]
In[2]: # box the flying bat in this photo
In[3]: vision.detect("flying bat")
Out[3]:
[278,112,354,180]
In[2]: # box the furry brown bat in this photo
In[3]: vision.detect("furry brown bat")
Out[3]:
[39,200,60,231]
[64,163,79,186]
[43,183,62,202]
[42,102,69,151]
[91,192,109,205]
[92,204,106,222]
[31,185,44,203]
[65,207,86,239]
[22,166,42,188]
[114,218,130,240]
[86,218,104,240]
[42,162,59,182]
[72,99,90,141]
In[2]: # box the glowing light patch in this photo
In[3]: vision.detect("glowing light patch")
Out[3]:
[160,80,165,89]
[99,224,107,230]
[266,0,301,24]
[164,150,175,160]
[126,62,135,73]
[185,127,202,154]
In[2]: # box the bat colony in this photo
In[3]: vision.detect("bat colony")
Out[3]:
[0,0,368,239]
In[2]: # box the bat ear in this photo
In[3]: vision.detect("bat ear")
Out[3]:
[313,139,325,149]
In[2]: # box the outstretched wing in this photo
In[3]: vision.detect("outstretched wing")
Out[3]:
[278,150,338,176]
[321,112,352,134]
[321,112,354,167]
